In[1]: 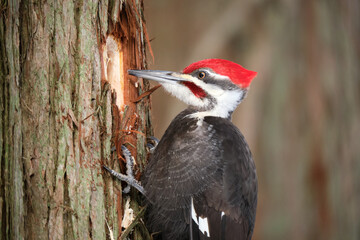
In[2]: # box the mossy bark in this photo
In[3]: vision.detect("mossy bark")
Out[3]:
[0,0,151,239]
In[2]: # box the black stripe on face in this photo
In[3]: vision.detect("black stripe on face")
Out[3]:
[190,69,239,91]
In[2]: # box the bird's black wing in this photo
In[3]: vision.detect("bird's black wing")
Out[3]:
[142,110,225,239]
[190,116,258,240]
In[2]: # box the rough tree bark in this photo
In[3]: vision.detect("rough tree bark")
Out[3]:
[0,0,152,239]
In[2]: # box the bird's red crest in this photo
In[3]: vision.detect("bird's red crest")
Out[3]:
[183,59,257,88]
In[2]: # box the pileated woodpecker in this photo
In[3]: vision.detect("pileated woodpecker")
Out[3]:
[105,59,258,240]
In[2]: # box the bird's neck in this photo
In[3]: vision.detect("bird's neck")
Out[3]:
[187,89,247,120]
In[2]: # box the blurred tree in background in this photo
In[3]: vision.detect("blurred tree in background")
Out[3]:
[145,0,360,240]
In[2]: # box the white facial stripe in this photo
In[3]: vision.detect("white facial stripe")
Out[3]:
[208,71,230,82]
[191,197,210,237]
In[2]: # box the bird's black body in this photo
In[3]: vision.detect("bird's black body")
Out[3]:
[142,108,258,240]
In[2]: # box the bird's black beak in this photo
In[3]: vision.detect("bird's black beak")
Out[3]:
[128,70,187,83]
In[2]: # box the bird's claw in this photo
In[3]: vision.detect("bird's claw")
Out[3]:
[103,145,145,195]
[146,136,159,153]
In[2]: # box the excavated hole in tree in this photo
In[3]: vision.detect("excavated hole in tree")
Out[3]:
[104,35,125,109]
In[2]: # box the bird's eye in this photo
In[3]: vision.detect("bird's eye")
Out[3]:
[198,71,206,79]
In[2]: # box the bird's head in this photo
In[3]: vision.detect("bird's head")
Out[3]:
[128,59,257,119]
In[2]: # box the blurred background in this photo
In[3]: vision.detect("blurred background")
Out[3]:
[143,0,360,239]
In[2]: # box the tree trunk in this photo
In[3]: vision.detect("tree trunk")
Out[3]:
[0,0,152,239]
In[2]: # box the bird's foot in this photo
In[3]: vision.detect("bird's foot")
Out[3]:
[103,145,145,195]
[146,136,159,154]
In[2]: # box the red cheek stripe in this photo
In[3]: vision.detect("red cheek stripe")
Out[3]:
[182,82,207,98]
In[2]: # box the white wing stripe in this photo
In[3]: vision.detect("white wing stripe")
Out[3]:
[191,197,210,237]
[191,197,198,223]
